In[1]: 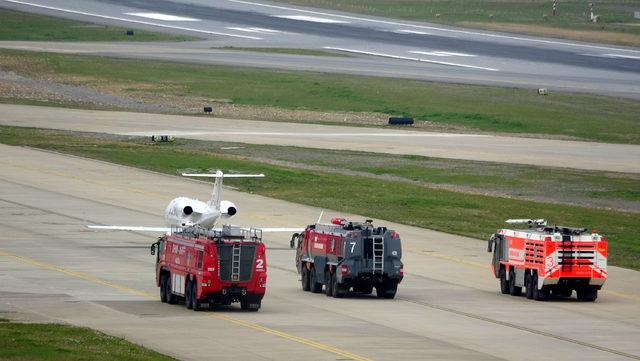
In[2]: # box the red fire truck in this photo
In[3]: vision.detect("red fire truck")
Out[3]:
[292,218,403,299]
[487,219,607,301]
[150,225,267,311]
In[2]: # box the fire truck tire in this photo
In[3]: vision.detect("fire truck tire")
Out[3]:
[301,267,311,292]
[310,267,323,293]
[532,274,548,301]
[166,275,178,304]
[241,296,261,311]
[499,268,509,294]
[185,280,193,309]
[525,275,534,300]
[508,269,522,296]
[380,281,398,299]
[325,271,333,296]
[577,288,598,302]
[331,273,345,298]
[160,274,168,303]
[190,282,201,310]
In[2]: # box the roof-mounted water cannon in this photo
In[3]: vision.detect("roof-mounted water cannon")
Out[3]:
[505,219,547,228]
[331,217,347,225]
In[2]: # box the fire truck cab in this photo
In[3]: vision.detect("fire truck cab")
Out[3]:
[488,219,607,302]
[293,218,403,299]
[151,225,267,311]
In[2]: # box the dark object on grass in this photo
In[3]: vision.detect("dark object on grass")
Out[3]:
[126,30,134,36]
[204,106,213,113]
[388,117,414,125]
[151,135,174,142]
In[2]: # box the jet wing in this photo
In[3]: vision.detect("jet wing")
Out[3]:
[87,225,172,232]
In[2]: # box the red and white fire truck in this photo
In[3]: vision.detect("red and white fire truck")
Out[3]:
[292,218,403,299]
[487,219,607,301]
[151,225,267,311]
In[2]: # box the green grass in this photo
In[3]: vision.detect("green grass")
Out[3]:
[272,0,640,45]
[0,8,194,42]
[0,319,175,360]
[218,47,350,57]
[1,126,638,270]
[1,49,639,144]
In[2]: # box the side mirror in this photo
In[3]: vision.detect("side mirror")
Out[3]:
[150,243,157,256]
[290,234,298,249]
[487,236,495,253]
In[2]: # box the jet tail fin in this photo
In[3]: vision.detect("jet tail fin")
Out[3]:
[181,171,265,208]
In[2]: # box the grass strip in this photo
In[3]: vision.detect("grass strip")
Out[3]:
[0,319,175,360]
[0,8,194,42]
[271,0,640,46]
[0,126,637,270]
[1,49,639,144]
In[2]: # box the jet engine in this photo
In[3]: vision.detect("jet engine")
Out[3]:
[220,200,237,218]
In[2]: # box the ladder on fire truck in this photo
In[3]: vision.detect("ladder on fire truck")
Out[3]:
[372,236,384,274]
[231,244,242,281]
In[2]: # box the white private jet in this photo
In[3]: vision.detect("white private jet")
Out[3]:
[88,170,303,233]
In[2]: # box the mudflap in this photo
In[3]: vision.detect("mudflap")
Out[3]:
[314,256,327,284]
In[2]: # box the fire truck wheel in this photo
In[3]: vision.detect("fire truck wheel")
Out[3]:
[310,267,323,293]
[532,274,548,301]
[160,274,168,303]
[525,274,534,300]
[185,280,193,309]
[499,268,509,294]
[190,282,201,310]
[508,269,522,296]
[381,281,398,299]
[577,288,598,302]
[325,271,333,296]
[301,267,311,292]
[166,275,178,304]
[241,297,261,311]
[331,273,345,298]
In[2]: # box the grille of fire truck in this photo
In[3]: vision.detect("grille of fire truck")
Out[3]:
[372,236,384,274]
[558,235,594,270]
[231,244,242,282]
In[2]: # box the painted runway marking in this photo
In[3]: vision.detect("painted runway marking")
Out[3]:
[274,15,348,23]
[395,29,431,35]
[324,47,499,71]
[1,0,262,40]
[230,0,640,54]
[0,248,373,361]
[600,53,640,60]
[124,131,485,137]
[226,27,281,33]
[124,12,200,21]
[410,50,476,57]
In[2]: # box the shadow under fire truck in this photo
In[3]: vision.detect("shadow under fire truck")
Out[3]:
[292,218,404,299]
[487,219,607,302]
[151,225,267,311]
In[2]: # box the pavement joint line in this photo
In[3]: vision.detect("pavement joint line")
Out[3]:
[1,0,263,40]
[0,248,372,361]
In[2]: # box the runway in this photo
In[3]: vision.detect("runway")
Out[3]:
[2,103,640,173]
[1,0,640,98]
[1,144,639,360]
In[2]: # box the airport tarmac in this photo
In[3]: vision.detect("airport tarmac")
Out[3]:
[1,144,639,360]
[2,104,640,173]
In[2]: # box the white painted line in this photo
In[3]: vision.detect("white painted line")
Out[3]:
[600,53,640,60]
[324,47,499,71]
[230,0,640,54]
[410,50,476,57]
[274,15,348,23]
[226,27,281,33]
[395,29,431,35]
[1,0,263,40]
[124,12,200,21]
